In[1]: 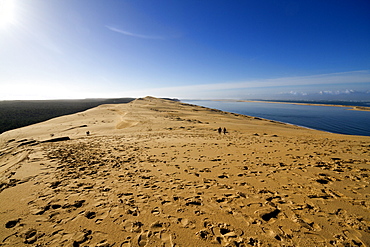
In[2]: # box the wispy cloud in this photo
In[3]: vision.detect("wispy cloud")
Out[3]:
[106,26,167,40]
[211,70,370,90]
[121,70,370,99]
[319,89,356,95]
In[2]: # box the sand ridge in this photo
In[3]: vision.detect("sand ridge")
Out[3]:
[0,96,369,246]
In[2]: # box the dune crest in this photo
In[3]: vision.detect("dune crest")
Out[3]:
[0,97,369,246]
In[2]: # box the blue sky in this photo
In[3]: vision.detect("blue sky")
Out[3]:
[1,0,369,100]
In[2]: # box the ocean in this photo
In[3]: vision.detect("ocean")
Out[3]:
[183,100,370,136]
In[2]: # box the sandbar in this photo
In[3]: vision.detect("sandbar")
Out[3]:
[237,100,370,112]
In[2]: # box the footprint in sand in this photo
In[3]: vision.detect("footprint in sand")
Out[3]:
[95,241,111,247]
[5,219,20,228]
[21,229,38,244]
[131,221,144,233]
[84,211,96,219]
[218,174,229,179]
[292,214,321,231]
[150,221,169,230]
[315,178,331,184]
[212,225,243,244]
[185,196,203,206]
[71,229,92,246]
[120,237,132,247]
[197,220,244,246]
[137,230,151,247]
[159,231,175,247]
[125,207,140,216]
[151,207,161,215]
[176,218,196,229]
[196,229,212,241]
[263,228,289,243]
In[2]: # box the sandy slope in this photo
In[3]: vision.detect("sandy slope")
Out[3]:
[0,96,369,246]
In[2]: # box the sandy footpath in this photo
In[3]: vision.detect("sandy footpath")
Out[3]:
[0,96,369,246]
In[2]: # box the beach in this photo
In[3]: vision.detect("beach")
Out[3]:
[236,100,370,112]
[0,96,369,246]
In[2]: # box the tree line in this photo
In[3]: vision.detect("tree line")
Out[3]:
[0,98,135,134]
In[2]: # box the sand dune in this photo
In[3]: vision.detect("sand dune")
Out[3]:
[0,96,369,246]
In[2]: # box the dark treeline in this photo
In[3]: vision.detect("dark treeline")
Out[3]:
[0,98,135,134]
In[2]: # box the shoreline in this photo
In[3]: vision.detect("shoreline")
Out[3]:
[237,100,370,111]
[185,100,370,137]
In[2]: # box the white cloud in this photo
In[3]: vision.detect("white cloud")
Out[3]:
[319,89,357,95]
[121,70,370,99]
[284,91,308,96]
[220,70,370,89]
[106,26,166,40]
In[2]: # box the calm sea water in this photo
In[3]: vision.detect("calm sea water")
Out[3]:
[183,100,370,136]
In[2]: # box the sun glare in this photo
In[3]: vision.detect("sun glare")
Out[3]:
[0,0,15,28]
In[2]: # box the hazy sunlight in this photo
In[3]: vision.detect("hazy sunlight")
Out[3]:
[0,0,15,28]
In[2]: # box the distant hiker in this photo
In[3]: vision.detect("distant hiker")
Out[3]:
[218,127,222,134]
[223,127,227,134]
[86,131,90,136]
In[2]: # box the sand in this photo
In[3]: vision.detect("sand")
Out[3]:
[0,96,369,246]
[236,100,370,112]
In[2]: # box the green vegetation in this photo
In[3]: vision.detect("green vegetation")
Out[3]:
[0,98,135,134]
